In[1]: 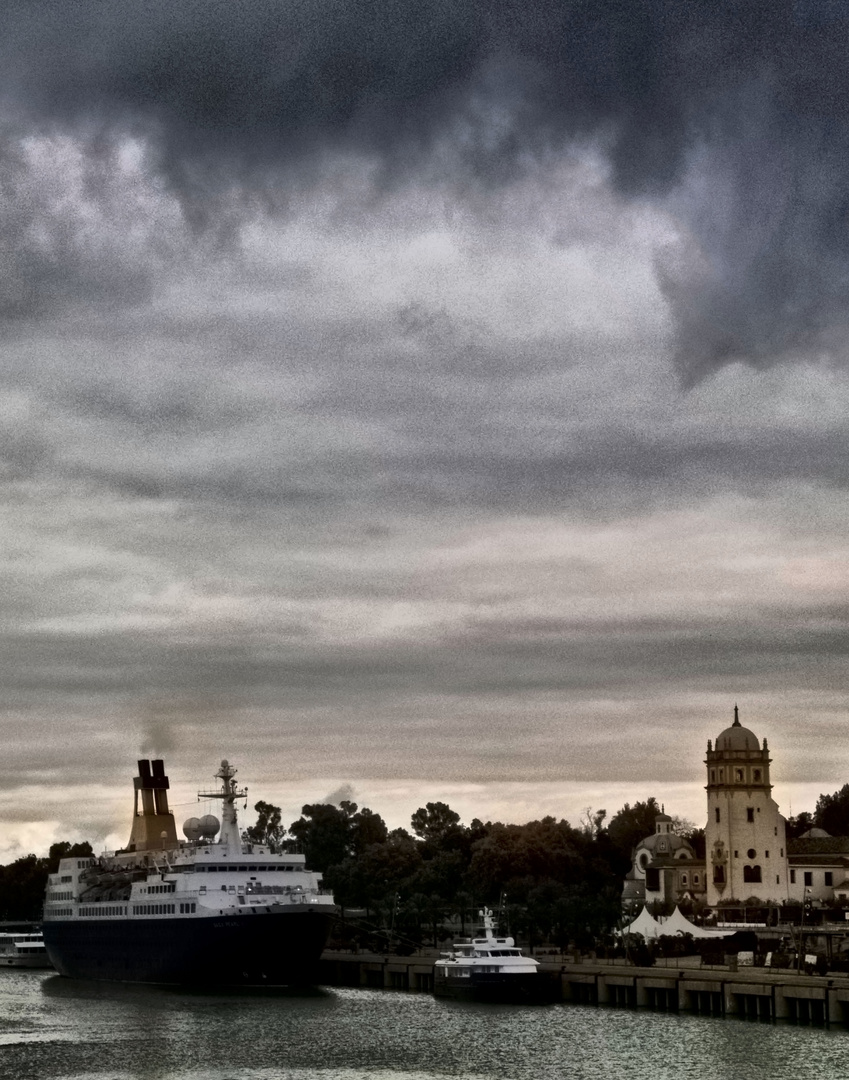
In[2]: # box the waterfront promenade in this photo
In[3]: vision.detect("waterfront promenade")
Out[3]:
[318,949,849,1024]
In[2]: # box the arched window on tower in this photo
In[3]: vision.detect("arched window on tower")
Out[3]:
[713,865,725,884]
[743,865,762,883]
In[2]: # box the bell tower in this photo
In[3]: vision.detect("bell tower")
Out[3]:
[705,707,789,906]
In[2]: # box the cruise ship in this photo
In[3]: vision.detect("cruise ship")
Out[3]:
[42,759,336,985]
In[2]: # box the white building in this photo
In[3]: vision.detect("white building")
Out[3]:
[705,706,790,905]
[623,708,849,914]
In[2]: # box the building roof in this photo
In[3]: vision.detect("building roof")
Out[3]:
[788,836,849,856]
[637,832,693,856]
[714,706,760,752]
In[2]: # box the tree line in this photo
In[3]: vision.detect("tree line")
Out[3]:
[4,782,849,941]
[242,795,688,950]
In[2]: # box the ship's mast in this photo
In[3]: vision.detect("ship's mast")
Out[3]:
[197,760,247,856]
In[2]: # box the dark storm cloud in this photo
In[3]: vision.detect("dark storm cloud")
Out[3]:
[3,1,849,376]
[4,597,848,708]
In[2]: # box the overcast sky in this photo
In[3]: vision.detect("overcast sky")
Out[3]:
[1,1,849,861]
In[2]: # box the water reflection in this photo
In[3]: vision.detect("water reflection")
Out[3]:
[0,973,847,1080]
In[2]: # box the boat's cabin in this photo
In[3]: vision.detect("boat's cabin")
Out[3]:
[0,933,45,955]
[444,936,525,960]
[472,947,523,957]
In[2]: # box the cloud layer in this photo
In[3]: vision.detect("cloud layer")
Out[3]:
[4,1,849,376]
[1,3,849,860]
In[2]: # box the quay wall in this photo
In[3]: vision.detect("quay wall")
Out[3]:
[318,951,849,1025]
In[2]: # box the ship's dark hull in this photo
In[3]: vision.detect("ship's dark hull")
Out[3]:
[433,970,556,1003]
[43,906,334,986]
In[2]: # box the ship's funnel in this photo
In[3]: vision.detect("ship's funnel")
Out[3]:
[126,759,178,852]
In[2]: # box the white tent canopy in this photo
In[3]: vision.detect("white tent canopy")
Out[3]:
[660,906,735,939]
[621,905,664,939]
[621,906,735,940]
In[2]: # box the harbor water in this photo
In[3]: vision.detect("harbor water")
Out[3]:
[1,970,847,1080]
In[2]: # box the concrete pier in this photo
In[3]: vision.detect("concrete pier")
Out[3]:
[318,951,849,1025]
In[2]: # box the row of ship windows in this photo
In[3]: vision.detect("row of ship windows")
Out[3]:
[46,903,198,917]
[56,865,300,884]
[443,966,508,977]
[192,865,297,873]
[132,904,197,914]
[199,884,305,894]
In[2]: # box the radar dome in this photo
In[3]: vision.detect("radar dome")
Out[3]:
[183,817,202,841]
[199,814,220,838]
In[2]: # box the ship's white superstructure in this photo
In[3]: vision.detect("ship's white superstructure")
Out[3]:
[43,759,336,985]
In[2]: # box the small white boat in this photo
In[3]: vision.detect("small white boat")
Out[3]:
[433,909,552,1002]
[0,932,52,968]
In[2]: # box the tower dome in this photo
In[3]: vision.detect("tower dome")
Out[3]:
[713,705,761,753]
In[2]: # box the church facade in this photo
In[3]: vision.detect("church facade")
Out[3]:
[623,707,849,913]
[621,809,706,911]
